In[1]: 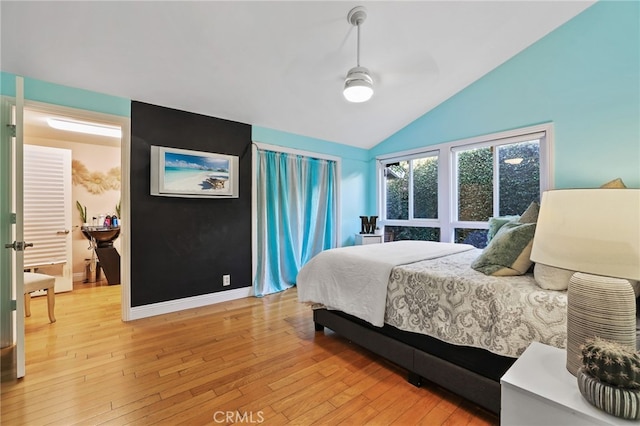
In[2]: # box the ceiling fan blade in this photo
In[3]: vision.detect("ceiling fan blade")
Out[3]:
[376,49,439,76]
[336,25,355,53]
[364,51,438,94]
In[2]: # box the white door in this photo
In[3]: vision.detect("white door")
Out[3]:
[0,77,27,377]
[23,144,73,292]
[14,77,26,378]
[0,97,18,350]
[0,97,13,350]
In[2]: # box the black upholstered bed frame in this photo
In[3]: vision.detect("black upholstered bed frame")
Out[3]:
[313,308,516,414]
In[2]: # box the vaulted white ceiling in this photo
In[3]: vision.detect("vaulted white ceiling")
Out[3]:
[1,1,594,149]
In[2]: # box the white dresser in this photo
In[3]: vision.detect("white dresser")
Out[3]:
[354,234,383,245]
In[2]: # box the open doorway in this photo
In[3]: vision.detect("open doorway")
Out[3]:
[1,97,130,382]
[23,102,126,301]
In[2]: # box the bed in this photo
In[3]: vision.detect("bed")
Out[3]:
[296,240,568,414]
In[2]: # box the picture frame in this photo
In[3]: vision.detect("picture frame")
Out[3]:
[150,145,239,198]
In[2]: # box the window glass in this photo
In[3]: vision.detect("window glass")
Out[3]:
[498,141,540,216]
[385,226,440,242]
[385,161,408,220]
[455,228,488,249]
[413,155,438,219]
[456,147,493,222]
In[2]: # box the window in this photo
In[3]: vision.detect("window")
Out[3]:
[382,152,439,241]
[456,146,493,222]
[384,153,438,221]
[378,125,551,248]
[497,141,540,216]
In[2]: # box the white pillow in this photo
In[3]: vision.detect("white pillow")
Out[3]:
[534,263,575,291]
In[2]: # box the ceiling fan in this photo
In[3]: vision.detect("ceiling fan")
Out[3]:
[340,6,439,104]
[280,5,440,103]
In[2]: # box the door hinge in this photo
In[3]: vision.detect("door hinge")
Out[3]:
[6,124,16,138]
[10,299,16,311]
[10,213,16,224]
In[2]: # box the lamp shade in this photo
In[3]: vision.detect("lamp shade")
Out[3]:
[530,189,640,281]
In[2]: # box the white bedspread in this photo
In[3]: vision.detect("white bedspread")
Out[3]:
[296,241,474,327]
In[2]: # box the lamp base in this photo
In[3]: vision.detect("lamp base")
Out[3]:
[566,272,637,376]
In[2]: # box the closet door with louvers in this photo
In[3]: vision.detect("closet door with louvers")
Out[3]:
[23,144,72,292]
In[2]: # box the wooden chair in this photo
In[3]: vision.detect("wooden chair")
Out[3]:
[24,272,56,323]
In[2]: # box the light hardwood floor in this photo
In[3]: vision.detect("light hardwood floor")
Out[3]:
[1,284,498,425]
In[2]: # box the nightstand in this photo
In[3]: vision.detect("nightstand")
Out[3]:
[500,341,634,425]
[354,234,383,245]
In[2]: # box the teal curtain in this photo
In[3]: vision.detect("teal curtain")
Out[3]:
[254,149,337,297]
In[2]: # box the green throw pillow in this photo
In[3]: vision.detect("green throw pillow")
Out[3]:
[519,201,540,223]
[487,215,520,244]
[472,221,537,276]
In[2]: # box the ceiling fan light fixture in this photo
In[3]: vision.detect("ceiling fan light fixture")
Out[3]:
[343,6,374,103]
[344,66,373,103]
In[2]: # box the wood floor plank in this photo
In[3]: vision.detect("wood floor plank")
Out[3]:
[99,390,197,426]
[81,393,163,425]
[270,367,351,419]
[234,373,327,413]
[328,363,388,408]
[313,394,372,425]
[1,284,498,425]
[288,400,336,425]
[368,384,426,424]
[420,405,456,425]
[344,404,381,425]
[392,388,440,425]
[211,352,318,397]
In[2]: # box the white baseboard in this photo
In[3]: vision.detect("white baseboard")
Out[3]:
[127,286,254,320]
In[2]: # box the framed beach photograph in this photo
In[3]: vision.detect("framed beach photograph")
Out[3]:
[150,146,239,198]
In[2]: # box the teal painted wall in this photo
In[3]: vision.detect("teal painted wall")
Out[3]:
[252,126,369,246]
[370,0,639,212]
[1,72,130,116]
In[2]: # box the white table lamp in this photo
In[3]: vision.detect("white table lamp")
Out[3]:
[530,189,640,375]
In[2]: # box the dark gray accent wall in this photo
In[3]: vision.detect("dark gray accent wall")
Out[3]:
[130,101,252,307]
